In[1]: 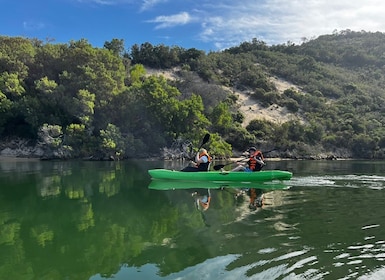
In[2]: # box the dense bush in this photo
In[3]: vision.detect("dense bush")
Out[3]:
[1,30,385,159]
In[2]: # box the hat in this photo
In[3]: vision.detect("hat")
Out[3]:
[249,147,257,152]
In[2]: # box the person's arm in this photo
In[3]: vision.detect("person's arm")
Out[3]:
[256,151,265,165]
[195,152,200,163]
[256,156,265,165]
[256,151,264,160]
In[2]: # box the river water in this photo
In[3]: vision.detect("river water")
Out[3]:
[0,158,385,280]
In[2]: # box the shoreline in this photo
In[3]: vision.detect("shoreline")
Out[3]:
[0,155,358,162]
[0,156,41,162]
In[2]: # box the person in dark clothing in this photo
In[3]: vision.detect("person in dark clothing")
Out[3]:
[181,148,212,172]
[191,188,211,211]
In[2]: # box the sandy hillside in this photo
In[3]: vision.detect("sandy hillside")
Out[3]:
[235,77,304,127]
[145,67,178,81]
[145,67,303,127]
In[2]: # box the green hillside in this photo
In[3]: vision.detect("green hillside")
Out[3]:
[1,30,384,159]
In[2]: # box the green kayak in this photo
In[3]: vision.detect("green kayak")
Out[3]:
[148,179,290,190]
[148,169,292,182]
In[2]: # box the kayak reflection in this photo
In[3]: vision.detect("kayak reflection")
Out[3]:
[148,180,290,213]
[148,179,290,191]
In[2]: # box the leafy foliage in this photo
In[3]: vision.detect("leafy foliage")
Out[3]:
[2,30,385,159]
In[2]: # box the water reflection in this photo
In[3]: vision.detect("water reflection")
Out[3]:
[148,179,291,230]
[2,159,385,279]
[191,188,211,211]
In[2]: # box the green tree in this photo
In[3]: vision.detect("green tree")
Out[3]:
[351,133,377,158]
[304,121,324,144]
[0,91,13,134]
[210,102,233,132]
[104,38,125,57]
[65,123,94,158]
[0,36,35,78]
[0,72,25,98]
[246,119,275,138]
[206,132,232,158]
[100,123,126,160]
[72,89,95,127]
[178,94,211,140]
[129,64,146,85]
[34,76,57,94]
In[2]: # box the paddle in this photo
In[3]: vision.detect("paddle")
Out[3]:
[199,133,210,150]
[213,158,247,170]
[213,148,276,170]
[187,133,210,161]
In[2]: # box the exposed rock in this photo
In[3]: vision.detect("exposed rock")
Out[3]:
[0,139,44,158]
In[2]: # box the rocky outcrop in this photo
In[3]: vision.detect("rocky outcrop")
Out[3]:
[0,138,69,159]
[0,139,44,158]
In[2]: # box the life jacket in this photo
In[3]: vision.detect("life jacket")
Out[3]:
[248,188,264,209]
[197,150,212,171]
[248,150,264,171]
[249,188,257,205]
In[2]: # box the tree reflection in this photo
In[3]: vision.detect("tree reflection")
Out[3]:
[0,160,290,279]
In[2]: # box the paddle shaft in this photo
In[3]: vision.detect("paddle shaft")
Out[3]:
[213,158,248,170]
[188,133,210,161]
[213,148,275,170]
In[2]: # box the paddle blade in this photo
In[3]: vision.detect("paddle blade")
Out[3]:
[199,133,210,149]
[202,133,210,145]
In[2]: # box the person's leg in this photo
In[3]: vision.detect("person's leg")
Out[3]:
[181,166,199,172]
[254,164,264,171]
[231,165,245,172]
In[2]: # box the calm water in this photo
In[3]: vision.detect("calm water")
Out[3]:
[1,159,385,280]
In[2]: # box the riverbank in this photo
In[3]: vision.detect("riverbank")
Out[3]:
[0,138,351,161]
[0,156,40,161]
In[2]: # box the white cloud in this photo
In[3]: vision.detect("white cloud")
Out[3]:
[76,0,134,5]
[148,12,193,29]
[23,21,45,31]
[77,0,385,50]
[140,0,168,11]
[195,0,385,48]
[76,0,116,4]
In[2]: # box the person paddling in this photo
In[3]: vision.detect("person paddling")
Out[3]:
[231,147,265,172]
[181,148,212,172]
[248,188,264,210]
[191,189,211,211]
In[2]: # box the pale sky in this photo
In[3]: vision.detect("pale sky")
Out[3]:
[1,0,384,51]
